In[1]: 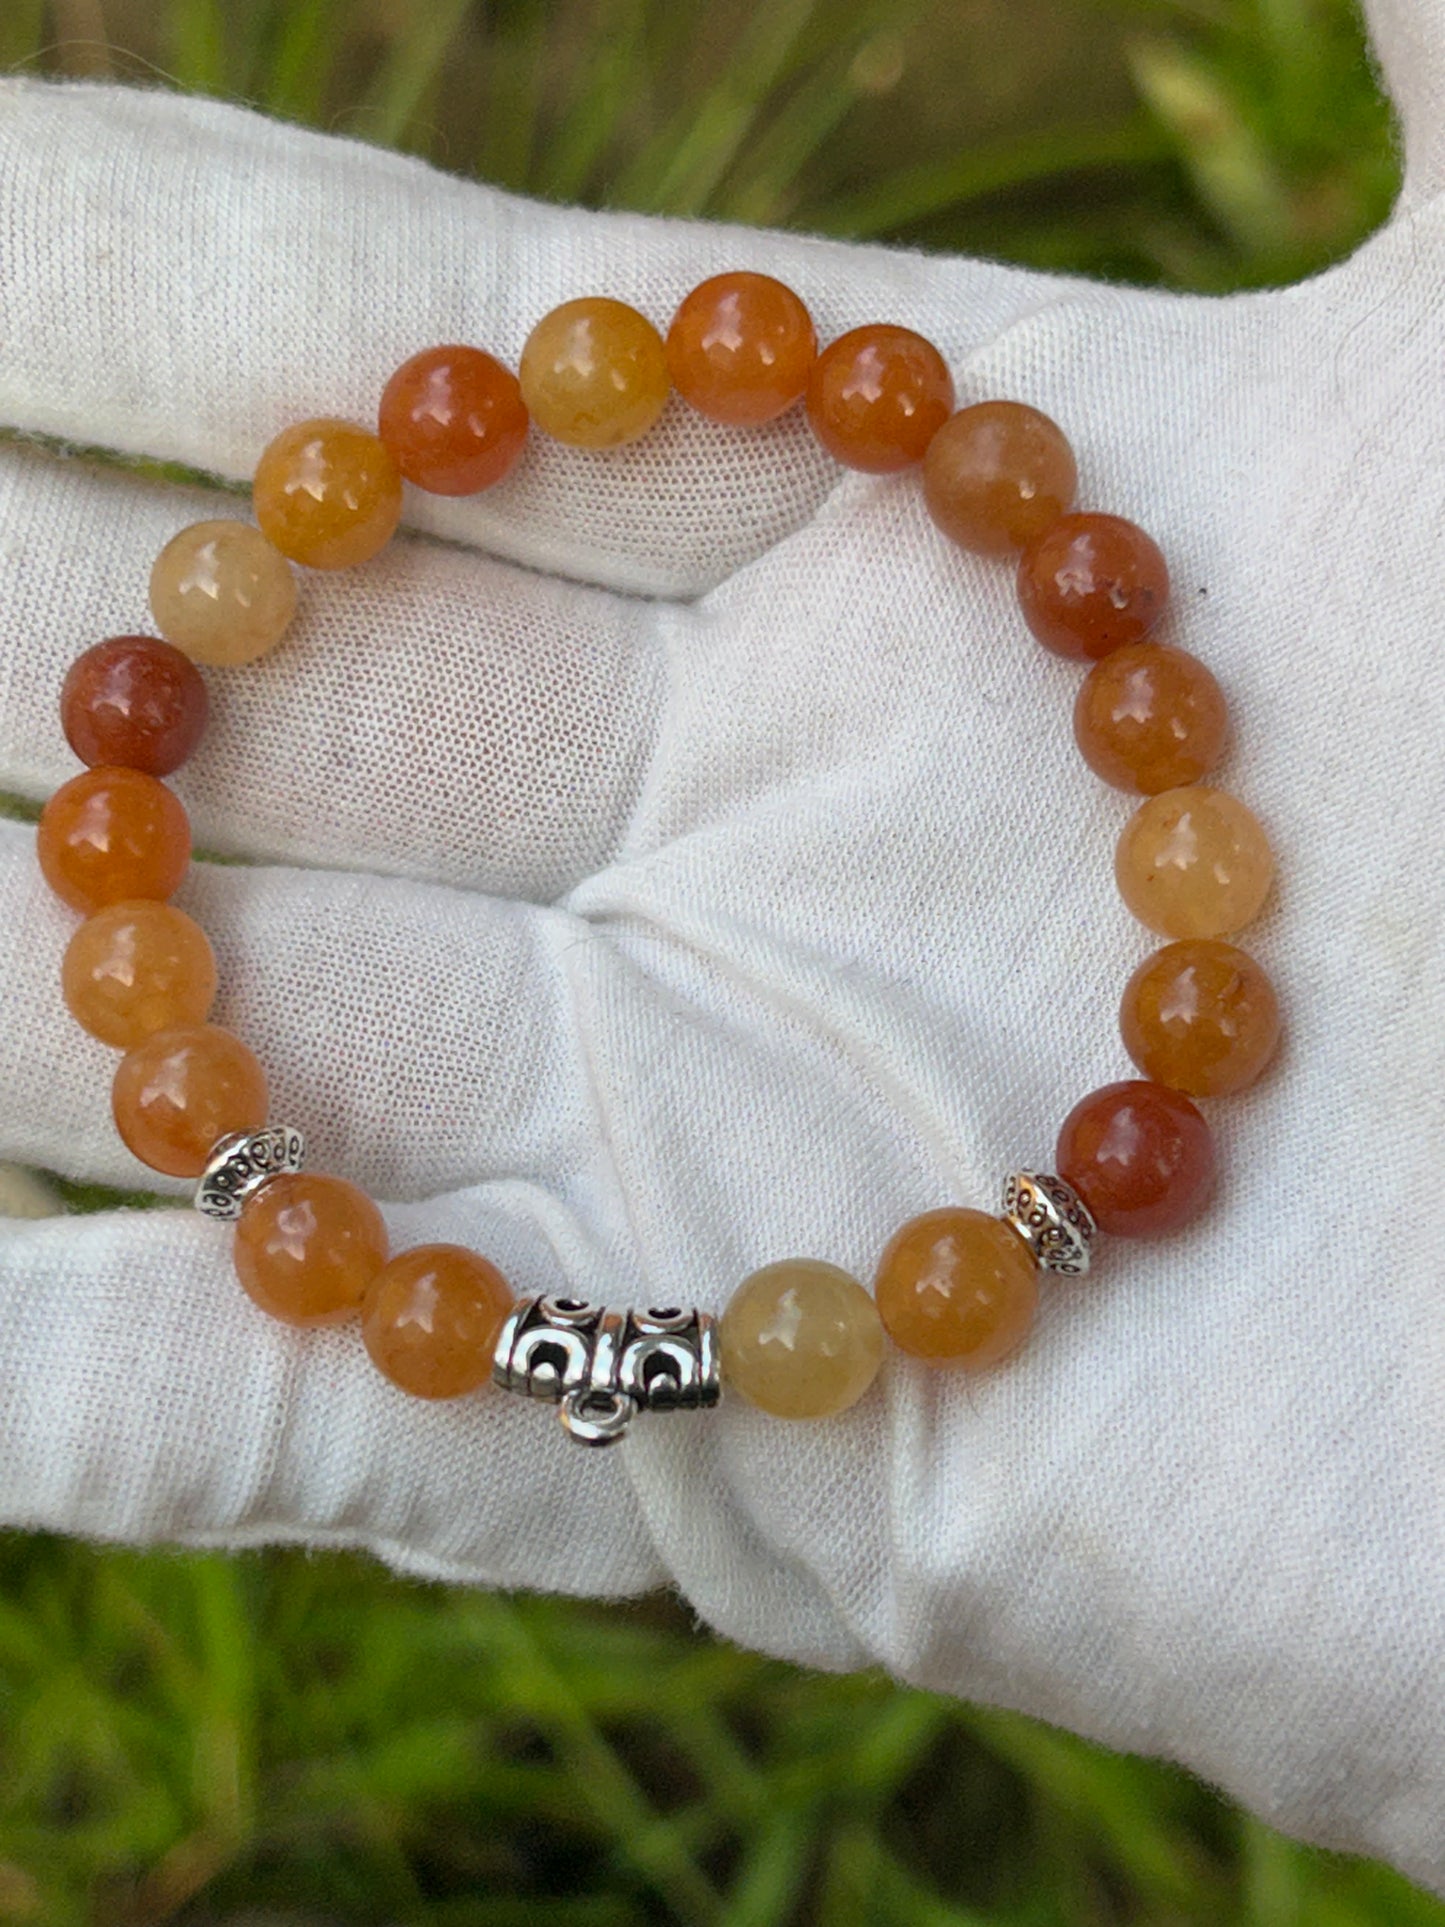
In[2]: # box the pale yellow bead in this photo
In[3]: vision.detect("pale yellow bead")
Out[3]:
[1115,784,1274,938]
[720,1258,884,1420]
[149,519,298,667]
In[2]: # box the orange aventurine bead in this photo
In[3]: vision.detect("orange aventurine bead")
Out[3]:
[1017,512,1169,661]
[378,345,529,494]
[60,636,209,776]
[923,401,1077,554]
[62,899,217,1048]
[253,418,403,569]
[519,298,670,449]
[1074,643,1229,794]
[666,272,817,426]
[37,766,191,914]
[112,1022,268,1178]
[874,1207,1037,1371]
[1120,939,1281,1097]
[1116,785,1274,938]
[235,1173,390,1327]
[806,325,954,472]
[1056,1079,1215,1237]
[361,1244,513,1399]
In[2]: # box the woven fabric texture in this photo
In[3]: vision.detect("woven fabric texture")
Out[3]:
[1,13,1444,1887]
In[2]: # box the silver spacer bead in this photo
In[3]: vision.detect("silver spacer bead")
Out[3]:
[493,1296,720,1445]
[1001,1171,1097,1276]
[195,1126,306,1221]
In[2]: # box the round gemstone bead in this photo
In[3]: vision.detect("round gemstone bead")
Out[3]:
[361,1244,513,1399]
[1074,643,1228,794]
[1116,785,1274,938]
[60,636,208,776]
[720,1258,884,1419]
[112,1023,268,1178]
[150,520,298,667]
[253,418,403,570]
[1017,512,1169,660]
[1120,939,1281,1097]
[666,272,816,426]
[37,766,191,914]
[519,298,669,449]
[1056,1078,1215,1238]
[874,1207,1038,1371]
[922,401,1077,554]
[62,899,217,1048]
[378,344,529,494]
[234,1173,389,1327]
[805,325,954,472]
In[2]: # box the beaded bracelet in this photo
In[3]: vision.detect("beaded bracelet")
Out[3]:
[35,271,1279,1446]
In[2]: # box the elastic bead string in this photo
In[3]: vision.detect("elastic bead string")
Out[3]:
[35,268,1281,1444]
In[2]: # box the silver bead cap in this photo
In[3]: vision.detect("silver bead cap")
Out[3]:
[1001,1171,1097,1276]
[494,1296,720,1444]
[195,1126,305,1221]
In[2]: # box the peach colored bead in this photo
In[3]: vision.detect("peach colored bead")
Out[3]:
[720,1259,884,1419]
[805,325,954,472]
[1120,939,1281,1097]
[666,272,816,426]
[378,345,529,494]
[1056,1079,1215,1237]
[112,1023,268,1179]
[874,1207,1037,1372]
[922,401,1077,554]
[60,636,209,776]
[234,1174,389,1328]
[1017,513,1169,661]
[1116,785,1274,938]
[519,298,669,449]
[37,766,191,914]
[62,899,217,1048]
[150,520,298,667]
[362,1244,513,1398]
[1074,643,1229,794]
[253,418,403,570]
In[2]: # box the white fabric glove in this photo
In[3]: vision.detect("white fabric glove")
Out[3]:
[1,10,1443,1886]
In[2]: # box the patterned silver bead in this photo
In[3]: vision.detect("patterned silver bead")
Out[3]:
[493,1296,720,1445]
[1001,1171,1097,1276]
[195,1126,305,1221]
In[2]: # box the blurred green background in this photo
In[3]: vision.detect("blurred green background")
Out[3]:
[0,1,1427,1923]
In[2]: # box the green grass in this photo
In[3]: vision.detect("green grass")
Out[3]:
[0,1,1423,1921]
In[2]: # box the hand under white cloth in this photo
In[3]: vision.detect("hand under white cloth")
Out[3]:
[1,8,1444,1889]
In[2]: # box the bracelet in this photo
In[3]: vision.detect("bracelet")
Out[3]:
[34,272,1279,1446]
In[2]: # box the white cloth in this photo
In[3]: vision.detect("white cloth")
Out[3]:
[0,17,1443,1886]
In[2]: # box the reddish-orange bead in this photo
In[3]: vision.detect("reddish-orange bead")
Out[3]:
[60,636,208,775]
[922,402,1077,554]
[62,899,217,1048]
[361,1244,513,1399]
[253,418,403,570]
[1120,940,1281,1097]
[874,1206,1038,1371]
[806,325,954,472]
[378,345,529,495]
[111,1023,268,1179]
[37,766,191,914]
[666,272,817,426]
[234,1173,390,1327]
[1074,643,1229,794]
[1056,1079,1215,1238]
[1017,513,1169,661]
